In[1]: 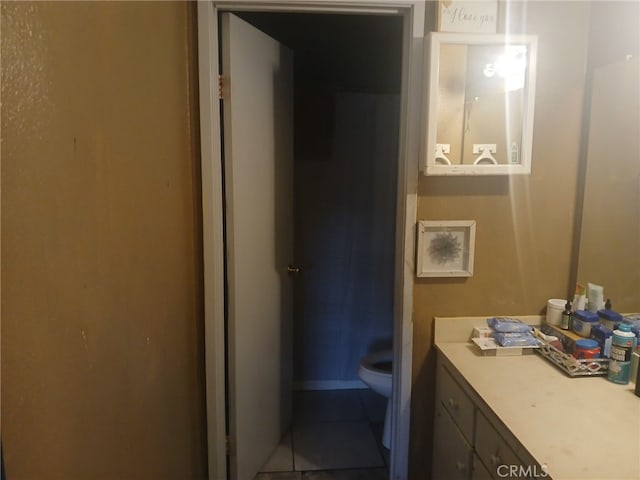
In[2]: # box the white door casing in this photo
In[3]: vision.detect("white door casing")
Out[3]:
[197,2,425,479]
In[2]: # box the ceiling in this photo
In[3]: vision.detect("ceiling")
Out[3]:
[236,12,404,94]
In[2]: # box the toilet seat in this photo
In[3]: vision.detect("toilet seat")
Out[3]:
[359,350,393,375]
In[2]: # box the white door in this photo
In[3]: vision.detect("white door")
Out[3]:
[220,13,294,480]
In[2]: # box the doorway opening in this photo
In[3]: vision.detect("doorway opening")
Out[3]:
[235,11,403,478]
[197,2,423,479]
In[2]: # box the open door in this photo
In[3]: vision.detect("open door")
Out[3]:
[220,13,294,480]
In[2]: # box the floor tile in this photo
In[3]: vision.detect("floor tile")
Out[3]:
[301,468,388,480]
[260,431,294,472]
[358,389,387,423]
[292,421,384,471]
[370,423,390,467]
[293,389,366,423]
[255,472,302,480]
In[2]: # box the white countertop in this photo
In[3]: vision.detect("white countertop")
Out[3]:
[435,317,640,480]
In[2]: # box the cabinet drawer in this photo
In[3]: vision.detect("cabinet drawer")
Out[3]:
[475,410,527,480]
[472,454,493,480]
[433,402,473,480]
[436,364,475,443]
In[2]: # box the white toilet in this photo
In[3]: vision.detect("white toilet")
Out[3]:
[358,349,393,449]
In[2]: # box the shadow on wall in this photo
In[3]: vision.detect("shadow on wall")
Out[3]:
[367,338,393,354]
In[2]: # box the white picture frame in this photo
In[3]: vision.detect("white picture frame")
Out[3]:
[416,220,476,277]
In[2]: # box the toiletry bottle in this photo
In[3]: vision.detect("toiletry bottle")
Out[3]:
[560,300,573,330]
[608,323,637,384]
[605,298,612,310]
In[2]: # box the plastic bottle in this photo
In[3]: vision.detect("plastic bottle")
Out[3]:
[560,300,573,330]
[607,323,637,384]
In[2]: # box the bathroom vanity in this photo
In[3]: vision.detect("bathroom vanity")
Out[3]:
[433,316,640,480]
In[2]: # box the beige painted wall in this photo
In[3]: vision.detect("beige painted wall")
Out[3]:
[409,2,591,477]
[2,1,624,479]
[1,2,207,479]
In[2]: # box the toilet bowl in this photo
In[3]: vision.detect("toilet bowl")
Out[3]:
[358,349,393,449]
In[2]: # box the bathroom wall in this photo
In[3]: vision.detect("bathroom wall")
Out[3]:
[1,2,207,479]
[409,1,592,477]
[1,1,619,479]
[294,91,399,386]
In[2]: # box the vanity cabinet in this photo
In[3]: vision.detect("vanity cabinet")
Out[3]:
[433,402,473,479]
[472,454,493,480]
[433,356,541,480]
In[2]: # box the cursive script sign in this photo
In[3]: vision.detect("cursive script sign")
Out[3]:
[438,0,498,34]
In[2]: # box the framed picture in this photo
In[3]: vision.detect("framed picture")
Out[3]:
[416,220,476,277]
[437,1,498,34]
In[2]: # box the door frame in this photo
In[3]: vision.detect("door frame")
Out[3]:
[197,2,425,479]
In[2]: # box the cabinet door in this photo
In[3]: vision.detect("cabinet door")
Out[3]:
[475,410,530,480]
[433,403,473,480]
[472,454,493,480]
[436,363,475,443]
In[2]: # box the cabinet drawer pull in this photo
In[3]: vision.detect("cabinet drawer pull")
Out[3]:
[490,453,502,467]
[456,461,467,472]
[447,397,458,409]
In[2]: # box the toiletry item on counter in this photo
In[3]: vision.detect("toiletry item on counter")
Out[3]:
[607,323,637,385]
[586,282,605,313]
[623,314,640,328]
[546,299,565,326]
[572,310,599,338]
[487,317,532,333]
[597,304,623,330]
[572,283,587,311]
[622,315,640,351]
[631,352,639,388]
[635,354,640,397]
[493,332,539,347]
[561,300,573,330]
[472,326,493,339]
[573,339,600,359]
[532,327,564,351]
[541,323,578,353]
[590,323,613,357]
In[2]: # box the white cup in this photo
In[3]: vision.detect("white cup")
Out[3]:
[546,299,566,326]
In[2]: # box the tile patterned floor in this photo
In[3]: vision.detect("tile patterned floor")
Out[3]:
[293,421,384,471]
[255,469,388,480]
[254,389,389,480]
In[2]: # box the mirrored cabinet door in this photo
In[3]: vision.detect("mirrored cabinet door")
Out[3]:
[423,33,538,176]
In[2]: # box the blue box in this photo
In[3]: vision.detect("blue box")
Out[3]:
[590,323,613,357]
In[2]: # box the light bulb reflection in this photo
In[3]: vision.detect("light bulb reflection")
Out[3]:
[483,45,527,92]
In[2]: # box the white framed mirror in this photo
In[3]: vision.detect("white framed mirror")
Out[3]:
[423,32,538,175]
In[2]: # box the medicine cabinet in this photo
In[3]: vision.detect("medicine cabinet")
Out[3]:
[423,33,538,175]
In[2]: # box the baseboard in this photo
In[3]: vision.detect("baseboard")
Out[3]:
[293,380,367,391]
